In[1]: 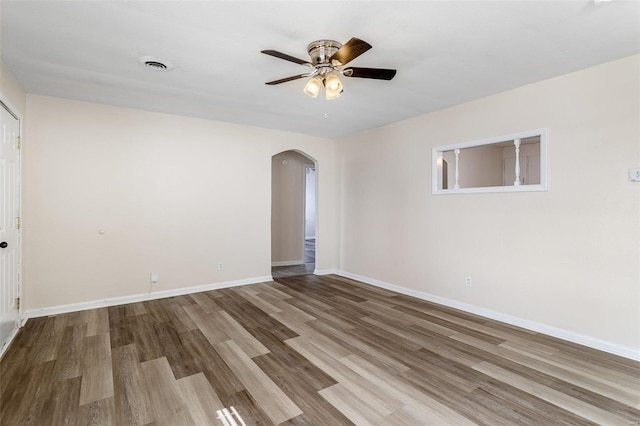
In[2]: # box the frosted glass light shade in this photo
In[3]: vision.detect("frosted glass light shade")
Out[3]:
[304,76,322,98]
[324,73,342,100]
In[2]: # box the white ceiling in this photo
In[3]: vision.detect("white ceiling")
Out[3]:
[2,1,639,139]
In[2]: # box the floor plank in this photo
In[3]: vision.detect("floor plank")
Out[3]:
[474,361,630,425]
[214,339,303,424]
[111,344,153,426]
[1,274,639,425]
[79,333,114,406]
[175,372,225,425]
[140,357,195,425]
[319,383,388,425]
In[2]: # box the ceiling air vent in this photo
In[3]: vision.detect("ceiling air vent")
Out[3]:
[138,56,174,72]
[145,61,167,70]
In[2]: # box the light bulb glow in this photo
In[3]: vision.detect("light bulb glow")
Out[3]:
[304,77,322,98]
[324,73,342,100]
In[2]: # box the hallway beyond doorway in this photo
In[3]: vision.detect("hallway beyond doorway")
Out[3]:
[272,239,315,279]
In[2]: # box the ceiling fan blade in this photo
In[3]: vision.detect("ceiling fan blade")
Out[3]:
[265,74,308,85]
[343,67,397,80]
[261,50,311,66]
[329,37,372,66]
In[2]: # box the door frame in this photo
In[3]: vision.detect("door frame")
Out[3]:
[270,150,318,271]
[0,96,23,359]
[303,163,316,263]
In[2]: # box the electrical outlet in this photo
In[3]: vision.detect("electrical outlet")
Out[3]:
[465,276,472,287]
[150,272,159,283]
[217,261,224,271]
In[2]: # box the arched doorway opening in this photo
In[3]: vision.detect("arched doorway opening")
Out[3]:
[271,150,317,279]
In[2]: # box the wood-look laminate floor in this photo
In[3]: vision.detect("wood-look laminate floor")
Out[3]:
[2,274,639,425]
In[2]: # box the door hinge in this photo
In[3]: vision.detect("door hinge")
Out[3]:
[15,217,21,230]
[15,136,21,149]
[15,298,20,310]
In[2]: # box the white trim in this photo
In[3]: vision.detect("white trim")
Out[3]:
[336,270,640,361]
[432,128,548,195]
[314,268,339,276]
[0,97,23,122]
[303,163,314,261]
[22,275,273,320]
[0,326,20,360]
[432,184,547,195]
[271,260,304,267]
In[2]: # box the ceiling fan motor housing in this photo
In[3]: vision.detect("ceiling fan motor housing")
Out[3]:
[307,40,342,66]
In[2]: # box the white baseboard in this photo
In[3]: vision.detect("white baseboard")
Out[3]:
[0,326,21,360]
[271,260,304,267]
[23,275,273,320]
[336,270,640,361]
[314,269,339,276]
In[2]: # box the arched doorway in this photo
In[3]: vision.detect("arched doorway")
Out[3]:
[271,150,317,279]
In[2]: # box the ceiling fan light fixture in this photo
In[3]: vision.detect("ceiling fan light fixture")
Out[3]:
[324,73,342,100]
[304,76,323,98]
[262,37,396,100]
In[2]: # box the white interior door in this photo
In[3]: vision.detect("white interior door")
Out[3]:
[0,102,21,354]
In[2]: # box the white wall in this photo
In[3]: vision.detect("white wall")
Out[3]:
[337,55,640,353]
[1,63,27,116]
[23,95,337,310]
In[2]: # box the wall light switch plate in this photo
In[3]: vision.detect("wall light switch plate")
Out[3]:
[628,168,640,182]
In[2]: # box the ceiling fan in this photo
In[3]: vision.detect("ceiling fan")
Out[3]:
[261,37,397,100]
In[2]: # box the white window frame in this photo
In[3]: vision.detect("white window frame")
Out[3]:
[432,128,548,195]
